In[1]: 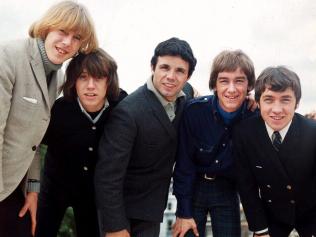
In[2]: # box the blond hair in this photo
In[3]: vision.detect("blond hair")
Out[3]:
[29,0,98,53]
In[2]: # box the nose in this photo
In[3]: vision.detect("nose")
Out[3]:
[87,78,96,89]
[62,35,73,46]
[227,82,237,92]
[271,102,282,113]
[166,70,176,81]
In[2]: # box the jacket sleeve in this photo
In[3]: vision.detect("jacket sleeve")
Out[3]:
[233,125,268,232]
[0,46,15,193]
[173,109,196,218]
[94,103,137,232]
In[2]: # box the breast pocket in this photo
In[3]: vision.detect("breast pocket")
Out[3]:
[195,143,216,166]
[10,96,41,128]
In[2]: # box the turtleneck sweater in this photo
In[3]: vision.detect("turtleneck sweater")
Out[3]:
[36,38,62,85]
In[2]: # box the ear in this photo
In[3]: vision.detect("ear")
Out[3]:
[151,64,155,74]
[295,102,299,110]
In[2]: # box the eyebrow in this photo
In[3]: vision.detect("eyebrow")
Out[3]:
[217,76,246,80]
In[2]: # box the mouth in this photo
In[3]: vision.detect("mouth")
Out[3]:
[163,83,176,89]
[224,95,239,100]
[56,46,68,55]
[84,93,97,98]
[270,116,284,121]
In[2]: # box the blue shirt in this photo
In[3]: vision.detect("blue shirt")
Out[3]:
[173,95,257,218]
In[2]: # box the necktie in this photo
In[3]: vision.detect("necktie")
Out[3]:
[272,131,282,151]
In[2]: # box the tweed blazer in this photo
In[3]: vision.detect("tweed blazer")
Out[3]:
[0,38,63,201]
[233,113,316,232]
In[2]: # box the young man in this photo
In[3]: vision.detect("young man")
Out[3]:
[0,1,98,236]
[94,37,197,237]
[172,50,256,237]
[234,66,316,236]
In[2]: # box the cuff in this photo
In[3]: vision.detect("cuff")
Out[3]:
[27,180,40,193]
[254,228,269,236]
[175,197,192,218]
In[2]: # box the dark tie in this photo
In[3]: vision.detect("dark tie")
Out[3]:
[272,131,282,151]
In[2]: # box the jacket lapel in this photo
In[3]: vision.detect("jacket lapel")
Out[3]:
[28,38,50,108]
[277,114,300,169]
[255,117,290,179]
[143,86,177,140]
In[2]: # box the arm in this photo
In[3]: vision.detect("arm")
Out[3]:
[18,147,42,236]
[173,110,197,219]
[0,46,15,192]
[19,192,38,236]
[95,104,137,233]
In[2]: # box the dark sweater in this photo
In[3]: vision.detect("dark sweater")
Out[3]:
[42,91,127,193]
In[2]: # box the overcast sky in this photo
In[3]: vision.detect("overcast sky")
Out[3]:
[0,0,315,114]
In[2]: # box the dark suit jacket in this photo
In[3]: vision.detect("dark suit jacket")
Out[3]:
[95,84,187,232]
[233,113,316,232]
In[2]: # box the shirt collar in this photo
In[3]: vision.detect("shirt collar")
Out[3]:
[77,97,109,124]
[265,120,292,142]
[146,76,185,107]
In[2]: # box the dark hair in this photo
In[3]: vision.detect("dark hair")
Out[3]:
[63,48,120,101]
[209,50,255,93]
[150,37,197,77]
[255,66,301,105]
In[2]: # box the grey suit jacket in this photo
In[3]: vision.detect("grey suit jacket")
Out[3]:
[0,38,64,201]
[95,84,186,232]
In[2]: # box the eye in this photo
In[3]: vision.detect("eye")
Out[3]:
[176,68,186,74]
[59,29,66,34]
[263,98,273,103]
[79,73,88,80]
[236,79,246,84]
[218,79,229,84]
[281,98,291,104]
[74,35,81,41]
[159,65,169,71]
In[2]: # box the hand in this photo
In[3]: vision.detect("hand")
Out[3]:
[246,94,258,112]
[172,217,199,237]
[105,229,130,237]
[19,192,38,236]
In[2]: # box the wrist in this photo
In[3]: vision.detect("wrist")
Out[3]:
[254,230,269,236]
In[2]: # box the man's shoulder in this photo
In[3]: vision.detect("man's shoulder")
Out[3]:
[51,97,77,115]
[0,38,29,55]
[294,113,316,131]
[113,85,150,114]
[185,95,213,111]
[235,114,261,131]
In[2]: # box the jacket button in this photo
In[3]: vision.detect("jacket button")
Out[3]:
[290,200,295,204]
[286,185,292,190]
[215,160,219,164]
[88,147,93,151]
[92,126,96,130]
[267,200,272,203]
[83,166,88,171]
[32,145,36,151]
[267,185,271,188]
